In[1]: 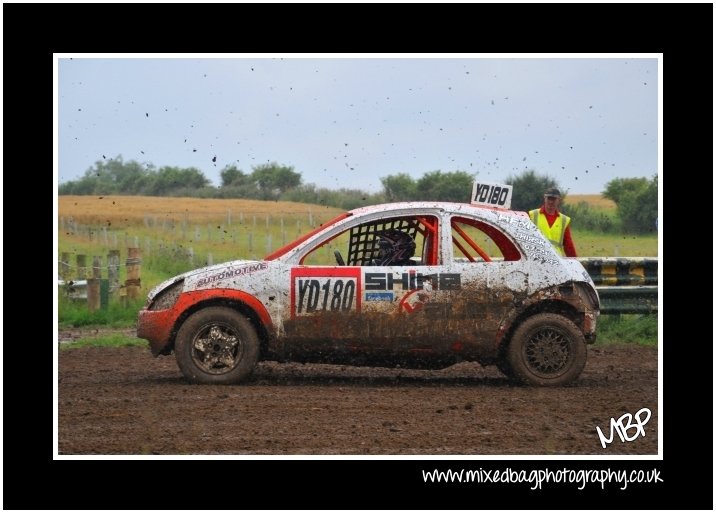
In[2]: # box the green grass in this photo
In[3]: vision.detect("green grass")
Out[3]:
[60,333,146,350]
[594,314,658,345]
[571,229,657,257]
[58,295,145,328]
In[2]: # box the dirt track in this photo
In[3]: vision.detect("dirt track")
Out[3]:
[58,342,658,455]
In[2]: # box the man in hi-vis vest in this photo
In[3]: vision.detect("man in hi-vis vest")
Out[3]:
[529,187,577,257]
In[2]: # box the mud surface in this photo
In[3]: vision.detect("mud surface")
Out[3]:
[58,341,658,455]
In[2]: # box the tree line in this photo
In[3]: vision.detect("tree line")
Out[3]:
[59,155,657,233]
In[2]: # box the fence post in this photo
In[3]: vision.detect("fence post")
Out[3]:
[87,256,102,312]
[60,252,71,281]
[125,247,141,300]
[108,249,120,292]
[76,254,87,280]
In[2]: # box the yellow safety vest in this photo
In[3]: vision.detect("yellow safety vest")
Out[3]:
[529,209,571,256]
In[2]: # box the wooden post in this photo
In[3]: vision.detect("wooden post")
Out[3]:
[119,285,127,308]
[108,249,120,292]
[60,252,70,281]
[76,254,87,280]
[227,209,232,226]
[125,247,141,300]
[207,253,213,266]
[92,256,102,279]
[87,256,102,312]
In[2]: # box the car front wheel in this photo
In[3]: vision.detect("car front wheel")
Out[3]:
[506,313,587,386]
[175,306,259,384]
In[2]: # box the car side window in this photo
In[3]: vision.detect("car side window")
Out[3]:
[301,215,439,266]
[450,216,521,263]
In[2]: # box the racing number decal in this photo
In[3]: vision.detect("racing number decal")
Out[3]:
[296,278,356,313]
[291,268,362,318]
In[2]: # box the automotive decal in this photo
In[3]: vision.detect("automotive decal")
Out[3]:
[196,262,268,287]
[290,267,361,318]
[364,292,394,302]
[398,289,430,313]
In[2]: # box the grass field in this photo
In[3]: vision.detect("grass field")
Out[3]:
[566,194,617,210]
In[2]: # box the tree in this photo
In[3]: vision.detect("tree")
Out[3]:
[250,163,302,200]
[220,165,248,187]
[602,177,649,204]
[58,155,150,195]
[505,169,561,212]
[380,173,417,202]
[603,175,657,233]
[415,170,475,202]
[145,166,209,195]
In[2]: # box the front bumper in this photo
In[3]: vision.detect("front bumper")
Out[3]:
[137,308,177,356]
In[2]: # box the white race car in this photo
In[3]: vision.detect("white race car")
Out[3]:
[137,200,599,386]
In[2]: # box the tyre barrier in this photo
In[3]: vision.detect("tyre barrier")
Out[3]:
[577,257,658,314]
[578,257,657,286]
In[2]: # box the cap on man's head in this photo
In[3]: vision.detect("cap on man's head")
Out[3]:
[544,187,562,198]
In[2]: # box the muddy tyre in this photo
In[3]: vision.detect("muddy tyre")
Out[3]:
[506,313,586,386]
[175,307,260,385]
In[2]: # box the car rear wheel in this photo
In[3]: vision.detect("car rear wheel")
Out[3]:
[175,306,259,384]
[506,313,587,386]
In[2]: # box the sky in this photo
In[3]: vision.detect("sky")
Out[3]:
[56,54,659,195]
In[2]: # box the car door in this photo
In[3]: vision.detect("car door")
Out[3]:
[281,213,442,357]
[442,214,528,356]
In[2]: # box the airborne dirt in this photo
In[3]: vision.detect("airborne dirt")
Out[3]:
[58,338,658,455]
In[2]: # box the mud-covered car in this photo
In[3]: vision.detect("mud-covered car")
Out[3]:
[137,199,599,386]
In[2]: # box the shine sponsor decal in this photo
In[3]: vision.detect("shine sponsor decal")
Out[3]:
[290,267,362,318]
[196,262,268,287]
[365,271,461,291]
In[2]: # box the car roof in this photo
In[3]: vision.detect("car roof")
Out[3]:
[347,201,527,218]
